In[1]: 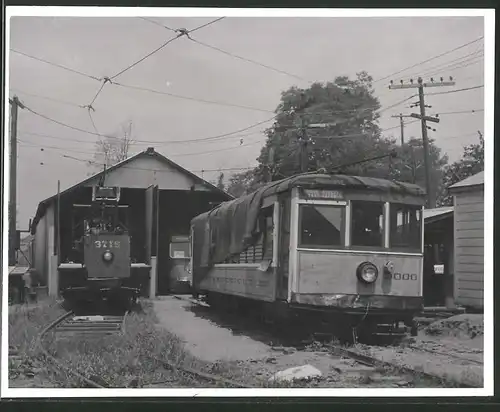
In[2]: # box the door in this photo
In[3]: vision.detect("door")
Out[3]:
[276,198,291,300]
[145,185,159,296]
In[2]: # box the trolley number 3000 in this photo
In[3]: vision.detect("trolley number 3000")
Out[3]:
[384,272,417,281]
[94,240,121,249]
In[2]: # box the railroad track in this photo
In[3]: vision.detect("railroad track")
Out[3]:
[37,308,248,388]
[37,311,128,388]
[406,345,483,366]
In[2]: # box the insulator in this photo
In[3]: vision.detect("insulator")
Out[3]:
[449,76,453,81]
[400,80,404,84]
[430,77,434,82]
[390,80,394,85]
[410,78,414,83]
[440,77,444,82]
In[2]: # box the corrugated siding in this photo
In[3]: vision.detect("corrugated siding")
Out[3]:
[453,189,484,309]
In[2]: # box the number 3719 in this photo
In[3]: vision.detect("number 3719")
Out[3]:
[94,240,120,249]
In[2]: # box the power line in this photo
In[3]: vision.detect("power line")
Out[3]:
[112,81,274,113]
[17,128,267,147]
[9,89,85,108]
[10,49,101,81]
[372,35,484,85]
[189,37,310,83]
[435,109,484,116]
[421,55,484,79]
[405,49,483,80]
[22,102,275,144]
[427,85,484,96]
[378,94,417,114]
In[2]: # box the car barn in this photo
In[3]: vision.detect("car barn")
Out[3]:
[29,147,232,299]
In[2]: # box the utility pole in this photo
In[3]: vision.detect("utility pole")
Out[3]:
[391,113,405,145]
[8,96,25,266]
[389,77,455,208]
[297,93,312,174]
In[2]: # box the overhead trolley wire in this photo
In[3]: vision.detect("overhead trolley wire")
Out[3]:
[10,49,102,82]
[139,17,177,32]
[140,16,310,84]
[110,17,226,81]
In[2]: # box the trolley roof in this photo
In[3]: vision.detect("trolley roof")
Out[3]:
[192,173,426,223]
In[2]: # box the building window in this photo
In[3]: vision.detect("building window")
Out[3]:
[390,204,422,252]
[351,201,384,248]
[299,205,345,248]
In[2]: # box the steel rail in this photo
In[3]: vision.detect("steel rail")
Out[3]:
[329,344,481,388]
[37,310,107,388]
[152,355,251,388]
[407,345,483,366]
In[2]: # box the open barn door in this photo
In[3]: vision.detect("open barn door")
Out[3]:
[145,185,159,298]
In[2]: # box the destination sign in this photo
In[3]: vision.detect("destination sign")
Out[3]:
[302,189,344,200]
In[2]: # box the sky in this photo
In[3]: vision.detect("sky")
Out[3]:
[7,12,486,228]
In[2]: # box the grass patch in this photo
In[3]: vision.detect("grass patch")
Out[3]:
[8,298,67,385]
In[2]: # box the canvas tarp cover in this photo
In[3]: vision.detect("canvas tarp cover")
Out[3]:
[190,173,425,285]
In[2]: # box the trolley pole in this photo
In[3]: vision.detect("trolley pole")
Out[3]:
[8,96,25,266]
[389,77,455,208]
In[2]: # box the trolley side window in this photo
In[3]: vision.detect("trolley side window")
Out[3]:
[390,204,422,252]
[351,201,385,248]
[298,205,345,248]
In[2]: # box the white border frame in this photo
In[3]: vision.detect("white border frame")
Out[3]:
[3,7,494,398]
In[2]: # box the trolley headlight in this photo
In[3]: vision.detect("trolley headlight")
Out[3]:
[356,262,378,284]
[102,250,114,262]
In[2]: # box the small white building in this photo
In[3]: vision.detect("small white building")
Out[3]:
[448,171,484,311]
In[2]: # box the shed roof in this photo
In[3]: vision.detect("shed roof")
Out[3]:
[31,147,232,234]
[424,206,454,224]
[449,171,484,190]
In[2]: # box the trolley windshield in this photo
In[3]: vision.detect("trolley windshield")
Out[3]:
[298,200,422,252]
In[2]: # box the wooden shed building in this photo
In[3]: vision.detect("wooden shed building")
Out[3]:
[448,171,484,311]
[29,147,232,298]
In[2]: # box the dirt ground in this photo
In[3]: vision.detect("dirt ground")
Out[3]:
[153,296,273,362]
[153,297,485,388]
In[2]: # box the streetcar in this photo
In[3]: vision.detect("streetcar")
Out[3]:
[59,184,140,309]
[190,173,426,342]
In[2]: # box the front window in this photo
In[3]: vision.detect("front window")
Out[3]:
[351,201,385,248]
[299,205,345,248]
[390,204,422,251]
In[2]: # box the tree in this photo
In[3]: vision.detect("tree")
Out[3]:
[88,120,135,175]
[227,169,265,198]
[255,72,388,182]
[437,132,484,206]
[389,136,449,201]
